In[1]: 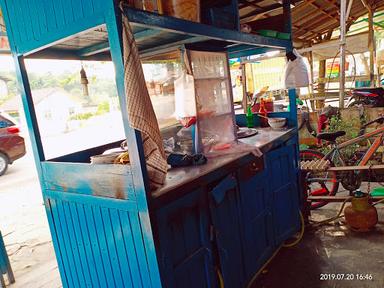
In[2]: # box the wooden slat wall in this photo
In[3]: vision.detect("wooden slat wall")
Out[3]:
[45,190,152,288]
[2,0,108,54]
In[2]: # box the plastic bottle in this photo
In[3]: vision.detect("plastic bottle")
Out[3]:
[246,105,254,128]
[258,99,268,127]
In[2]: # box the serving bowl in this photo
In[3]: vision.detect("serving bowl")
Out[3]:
[267,117,286,129]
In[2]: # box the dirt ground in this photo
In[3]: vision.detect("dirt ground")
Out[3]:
[0,152,61,288]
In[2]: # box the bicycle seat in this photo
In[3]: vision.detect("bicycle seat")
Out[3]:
[316,131,346,142]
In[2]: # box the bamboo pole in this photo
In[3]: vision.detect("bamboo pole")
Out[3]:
[339,0,347,108]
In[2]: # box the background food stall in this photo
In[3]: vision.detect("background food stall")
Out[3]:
[0,0,301,287]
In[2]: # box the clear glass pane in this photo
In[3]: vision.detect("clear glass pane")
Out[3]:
[24,59,125,160]
[189,50,236,153]
[142,59,182,129]
[195,79,232,115]
[189,50,227,79]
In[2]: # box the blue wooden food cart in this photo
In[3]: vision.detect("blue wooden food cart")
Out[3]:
[0,0,301,287]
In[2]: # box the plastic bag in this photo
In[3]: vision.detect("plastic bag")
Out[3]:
[205,141,262,158]
[283,49,310,88]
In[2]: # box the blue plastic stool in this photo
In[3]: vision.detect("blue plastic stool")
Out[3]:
[0,231,14,287]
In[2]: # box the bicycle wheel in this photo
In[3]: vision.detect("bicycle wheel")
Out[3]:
[300,149,339,209]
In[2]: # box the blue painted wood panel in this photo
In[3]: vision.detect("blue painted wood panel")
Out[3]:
[155,188,215,288]
[266,144,300,244]
[45,190,154,288]
[209,174,245,288]
[1,0,108,54]
[41,162,136,201]
[237,166,274,283]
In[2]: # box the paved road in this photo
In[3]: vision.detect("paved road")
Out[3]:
[0,148,61,288]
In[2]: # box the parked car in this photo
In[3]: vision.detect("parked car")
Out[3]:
[0,112,26,175]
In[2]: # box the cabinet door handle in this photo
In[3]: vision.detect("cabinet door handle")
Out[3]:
[211,175,237,204]
[250,162,260,172]
[219,247,229,260]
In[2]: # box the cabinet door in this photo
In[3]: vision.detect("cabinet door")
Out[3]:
[155,189,215,288]
[266,144,300,245]
[209,174,245,288]
[237,159,274,283]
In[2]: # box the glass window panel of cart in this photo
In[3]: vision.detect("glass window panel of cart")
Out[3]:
[188,50,237,153]
[24,59,125,160]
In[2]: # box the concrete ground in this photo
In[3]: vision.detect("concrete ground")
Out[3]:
[251,184,384,288]
[1,149,384,288]
[0,149,61,288]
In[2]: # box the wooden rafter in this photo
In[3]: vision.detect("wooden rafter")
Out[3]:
[240,0,384,43]
[240,3,282,19]
[291,0,316,13]
[292,9,323,24]
[294,12,329,26]
[306,2,339,23]
[238,0,264,9]
[292,24,318,37]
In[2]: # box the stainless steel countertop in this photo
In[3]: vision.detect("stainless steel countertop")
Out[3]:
[151,127,296,203]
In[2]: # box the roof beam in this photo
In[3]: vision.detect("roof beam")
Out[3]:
[238,0,265,9]
[292,24,319,39]
[77,41,109,57]
[240,3,282,19]
[292,0,316,13]
[239,0,262,9]
[298,15,331,31]
[306,1,339,23]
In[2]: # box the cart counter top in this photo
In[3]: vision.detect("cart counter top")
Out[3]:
[151,127,296,205]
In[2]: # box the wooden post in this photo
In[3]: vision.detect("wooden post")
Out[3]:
[361,0,376,86]
[316,31,332,110]
[367,6,376,86]
[282,0,293,50]
[307,51,316,111]
[241,63,248,113]
[339,0,346,108]
[318,59,326,110]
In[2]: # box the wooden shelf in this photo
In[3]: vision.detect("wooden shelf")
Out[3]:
[28,6,290,60]
[124,7,290,55]
[194,77,227,81]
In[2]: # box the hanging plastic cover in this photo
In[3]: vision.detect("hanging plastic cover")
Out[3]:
[174,50,197,127]
[283,49,310,88]
[174,72,197,118]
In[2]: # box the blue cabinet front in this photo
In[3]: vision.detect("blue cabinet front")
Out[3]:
[155,189,215,288]
[266,144,300,245]
[209,174,245,288]
[153,141,300,288]
[237,160,274,283]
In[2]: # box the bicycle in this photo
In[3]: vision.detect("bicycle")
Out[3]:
[300,115,384,209]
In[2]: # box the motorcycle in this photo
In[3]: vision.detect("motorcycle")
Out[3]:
[347,87,384,108]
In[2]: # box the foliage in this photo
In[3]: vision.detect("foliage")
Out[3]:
[320,114,361,161]
[1,62,118,107]
[96,101,110,115]
[69,112,94,121]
